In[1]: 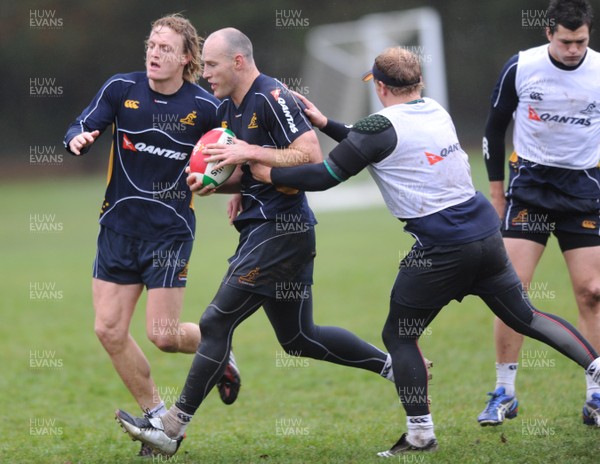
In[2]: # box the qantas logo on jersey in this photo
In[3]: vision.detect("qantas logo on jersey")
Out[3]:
[425,152,444,165]
[270,88,298,133]
[528,105,541,121]
[122,134,136,151]
[528,105,591,126]
[121,134,188,160]
[424,142,461,165]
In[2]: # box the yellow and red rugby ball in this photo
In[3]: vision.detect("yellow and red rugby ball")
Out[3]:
[190,128,236,188]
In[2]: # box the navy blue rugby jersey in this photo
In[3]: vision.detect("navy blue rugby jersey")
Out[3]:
[64,72,220,241]
[217,74,317,228]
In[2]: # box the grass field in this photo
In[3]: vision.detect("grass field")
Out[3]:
[1,156,599,463]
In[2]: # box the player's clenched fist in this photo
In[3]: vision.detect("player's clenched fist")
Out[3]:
[68,130,100,155]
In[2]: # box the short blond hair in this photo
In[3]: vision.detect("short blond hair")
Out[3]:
[374,47,424,96]
[149,14,202,83]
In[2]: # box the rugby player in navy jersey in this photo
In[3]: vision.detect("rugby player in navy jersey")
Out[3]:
[477,0,600,427]
[248,47,600,455]
[63,14,240,456]
[115,28,402,457]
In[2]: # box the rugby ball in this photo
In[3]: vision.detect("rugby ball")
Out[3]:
[190,128,236,188]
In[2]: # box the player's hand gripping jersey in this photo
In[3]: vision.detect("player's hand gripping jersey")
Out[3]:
[64,72,220,241]
[216,74,316,229]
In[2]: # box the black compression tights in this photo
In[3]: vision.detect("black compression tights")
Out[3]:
[176,283,388,415]
[382,284,597,417]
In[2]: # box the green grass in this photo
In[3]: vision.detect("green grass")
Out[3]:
[1,158,599,463]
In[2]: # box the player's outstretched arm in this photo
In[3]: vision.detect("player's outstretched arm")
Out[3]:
[250,134,358,191]
[250,155,342,192]
[251,113,397,192]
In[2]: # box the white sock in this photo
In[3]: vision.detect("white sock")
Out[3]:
[146,402,167,418]
[161,405,192,439]
[495,362,518,397]
[380,353,395,382]
[585,357,600,393]
[585,374,600,401]
[406,414,435,446]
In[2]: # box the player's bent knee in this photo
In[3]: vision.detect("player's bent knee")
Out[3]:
[576,284,600,312]
[147,331,180,352]
[382,321,419,352]
[381,323,397,350]
[199,307,228,340]
[94,323,128,354]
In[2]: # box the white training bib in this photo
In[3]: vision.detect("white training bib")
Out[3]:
[513,44,600,169]
[368,98,475,219]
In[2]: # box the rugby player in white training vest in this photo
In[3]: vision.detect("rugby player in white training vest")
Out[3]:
[251,46,600,455]
[478,0,600,427]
